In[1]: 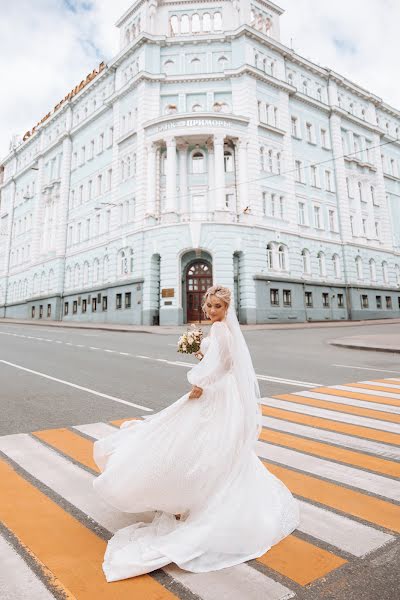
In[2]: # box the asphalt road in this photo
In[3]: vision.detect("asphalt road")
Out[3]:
[1,320,400,436]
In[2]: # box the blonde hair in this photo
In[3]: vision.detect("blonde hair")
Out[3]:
[201,285,231,317]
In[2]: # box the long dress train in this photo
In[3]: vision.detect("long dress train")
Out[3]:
[92,320,300,582]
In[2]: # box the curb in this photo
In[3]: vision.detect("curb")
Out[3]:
[329,341,400,354]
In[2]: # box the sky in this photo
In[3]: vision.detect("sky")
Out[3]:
[1,0,399,161]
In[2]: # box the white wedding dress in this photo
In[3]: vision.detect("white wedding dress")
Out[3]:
[93,320,300,582]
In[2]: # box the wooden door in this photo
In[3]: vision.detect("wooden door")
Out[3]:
[186,261,213,322]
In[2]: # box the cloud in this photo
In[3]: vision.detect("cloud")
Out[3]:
[1,0,399,161]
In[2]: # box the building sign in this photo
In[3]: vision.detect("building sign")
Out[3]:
[153,119,233,133]
[22,62,106,141]
[162,288,175,298]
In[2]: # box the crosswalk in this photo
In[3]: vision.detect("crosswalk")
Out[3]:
[0,378,399,599]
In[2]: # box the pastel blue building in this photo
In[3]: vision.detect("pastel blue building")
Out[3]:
[1,0,400,325]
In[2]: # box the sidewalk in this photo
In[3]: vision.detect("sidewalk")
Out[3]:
[329,333,400,354]
[1,316,400,335]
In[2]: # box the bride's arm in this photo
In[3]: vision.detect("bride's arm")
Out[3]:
[187,322,233,392]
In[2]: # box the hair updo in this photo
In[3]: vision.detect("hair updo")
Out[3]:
[201,285,231,317]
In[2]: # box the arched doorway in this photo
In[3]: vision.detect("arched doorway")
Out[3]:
[185,260,213,322]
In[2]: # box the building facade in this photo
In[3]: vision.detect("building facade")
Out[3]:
[1,0,400,326]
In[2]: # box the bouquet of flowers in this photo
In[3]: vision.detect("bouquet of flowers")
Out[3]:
[177,324,203,355]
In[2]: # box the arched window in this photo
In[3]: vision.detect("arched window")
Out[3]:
[218,55,228,69]
[318,251,326,277]
[369,258,376,282]
[129,249,134,274]
[266,243,274,270]
[192,151,205,174]
[268,149,273,173]
[213,12,222,31]
[83,262,89,286]
[302,249,311,275]
[355,256,363,280]
[127,156,131,177]
[163,59,175,74]
[265,17,272,35]
[333,254,341,278]
[317,88,322,101]
[192,14,200,33]
[358,181,363,202]
[192,103,203,112]
[181,14,190,33]
[40,271,46,293]
[119,250,127,276]
[170,15,179,35]
[93,259,99,283]
[72,264,79,287]
[256,14,263,30]
[302,80,308,94]
[370,185,375,203]
[382,261,389,284]
[190,57,201,73]
[278,245,288,271]
[160,152,167,175]
[224,150,234,173]
[203,13,211,31]
[276,152,281,174]
[103,255,109,282]
[395,264,400,286]
[287,73,293,85]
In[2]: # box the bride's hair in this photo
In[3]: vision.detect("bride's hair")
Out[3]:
[201,285,231,316]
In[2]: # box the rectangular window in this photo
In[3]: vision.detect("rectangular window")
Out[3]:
[88,180,92,200]
[81,146,86,164]
[314,205,321,229]
[116,293,122,309]
[291,117,298,137]
[107,169,113,191]
[325,170,332,192]
[386,296,392,309]
[82,299,87,313]
[73,300,78,314]
[329,210,336,232]
[322,292,330,307]
[321,128,327,147]
[39,305,43,319]
[270,289,279,306]
[97,174,102,196]
[361,294,369,309]
[362,218,367,236]
[225,193,234,209]
[398,297,400,309]
[90,140,95,159]
[295,160,302,182]
[31,306,36,318]
[64,302,69,315]
[283,289,292,307]
[47,304,51,318]
[270,193,276,217]
[98,133,104,153]
[102,296,108,311]
[298,202,305,225]
[306,122,313,143]
[311,165,318,187]
[305,291,313,307]
[279,196,284,219]
[262,192,267,215]
[376,295,382,309]
[337,293,344,308]
[92,297,97,312]
[106,209,111,232]
[125,292,132,308]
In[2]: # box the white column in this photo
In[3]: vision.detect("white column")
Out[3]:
[237,138,249,211]
[214,135,225,210]
[177,142,188,214]
[165,137,177,212]
[146,142,157,216]
[206,140,214,211]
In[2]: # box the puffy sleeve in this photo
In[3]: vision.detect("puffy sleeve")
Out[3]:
[187,321,233,390]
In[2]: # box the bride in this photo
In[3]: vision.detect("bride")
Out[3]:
[93,284,300,582]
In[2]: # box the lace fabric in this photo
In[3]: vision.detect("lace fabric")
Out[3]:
[92,301,300,582]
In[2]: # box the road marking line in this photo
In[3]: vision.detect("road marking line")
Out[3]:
[261,404,400,445]
[260,428,400,478]
[0,459,177,599]
[338,384,400,399]
[294,391,400,415]
[257,442,400,501]
[33,428,100,473]
[261,415,400,460]
[263,460,400,533]
[333,364,400,374]
[314,386,400,407]
[0,360,153,412]
[271,396,400,432]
